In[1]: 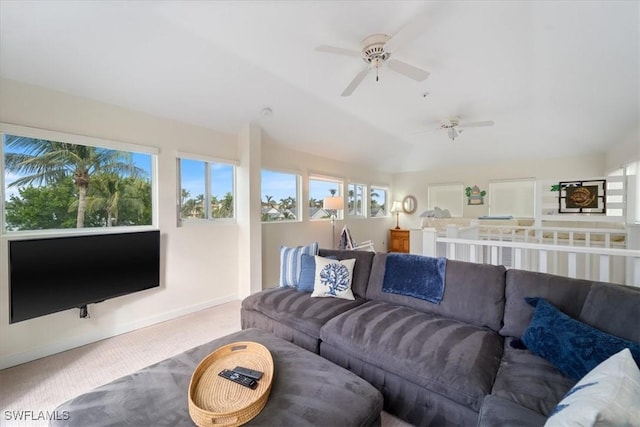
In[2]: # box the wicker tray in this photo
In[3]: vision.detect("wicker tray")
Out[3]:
[188,341,274,427]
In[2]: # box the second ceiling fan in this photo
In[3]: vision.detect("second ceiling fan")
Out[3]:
[438,118,495,141]
[315,16,431,96]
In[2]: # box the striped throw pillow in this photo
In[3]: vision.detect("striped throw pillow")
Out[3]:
[279,242,319,288]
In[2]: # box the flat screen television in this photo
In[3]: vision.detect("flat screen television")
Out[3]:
[9,230,160,324]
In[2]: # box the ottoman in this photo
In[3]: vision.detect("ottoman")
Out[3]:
[51,328,383,426]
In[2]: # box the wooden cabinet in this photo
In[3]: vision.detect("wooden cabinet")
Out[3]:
[388,229,410,253]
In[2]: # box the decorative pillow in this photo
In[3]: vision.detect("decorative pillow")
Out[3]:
[521,297,640,381]
[279,242,319,288]
[545,348,640,426]
[297,254,337,293]
[311,256,356,300]
[435,207,452,218]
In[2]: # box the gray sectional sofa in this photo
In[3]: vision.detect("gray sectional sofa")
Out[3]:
[241,249,640,426]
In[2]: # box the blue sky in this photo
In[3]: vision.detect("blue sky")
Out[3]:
[180,158,233,200]
[4,138,344,203]
[261,170,340,202]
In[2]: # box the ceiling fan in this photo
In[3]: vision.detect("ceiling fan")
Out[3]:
[315,16,430,96]
[437,118,495,141]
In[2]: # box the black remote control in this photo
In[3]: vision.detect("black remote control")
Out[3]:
[218,369,258,389]
[232,366,263,380]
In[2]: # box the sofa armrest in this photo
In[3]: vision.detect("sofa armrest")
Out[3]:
[477,395,546,427]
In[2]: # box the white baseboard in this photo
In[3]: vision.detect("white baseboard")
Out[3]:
[0,294,237,370]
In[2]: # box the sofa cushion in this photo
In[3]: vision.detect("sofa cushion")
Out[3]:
[477,395,546,427]
[241,308,321,353]
[318,249,375,298]
[521,297,640,381]
[366,254,506,331]
[241,287,366,339]
[491,337,575,416]
[320,300,503,411]
[500,270,594,338]
[321,342,480,427]
[579,282,640,343]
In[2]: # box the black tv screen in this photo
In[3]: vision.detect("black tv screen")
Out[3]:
[9,230,160,324]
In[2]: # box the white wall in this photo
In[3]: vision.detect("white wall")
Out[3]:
[605,127,640,173]
[0,79,241,368]
[260,140,394,288]
[393,154,608,229]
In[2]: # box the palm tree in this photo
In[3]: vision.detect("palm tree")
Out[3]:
[212,192,233,218]
[279,197,290,210]
[77,174,146,226]
[192,194,205,218]
[348,189,355,213]
[370,188,380,202]
[181,189,191,206]
[4,136,141,228]
[263,195,275,208]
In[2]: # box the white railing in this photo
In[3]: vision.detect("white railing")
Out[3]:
[474,224,627,248]
[415,226,640,286]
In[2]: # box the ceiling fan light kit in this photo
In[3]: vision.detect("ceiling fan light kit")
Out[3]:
[361,34,391,64]
[440,118,494,141]
[315,19,431,96]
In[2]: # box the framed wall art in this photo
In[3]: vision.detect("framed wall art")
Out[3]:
[558,179,606,214]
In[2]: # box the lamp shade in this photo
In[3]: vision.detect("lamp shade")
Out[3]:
[323,196,343,210]
[390,201,403,213]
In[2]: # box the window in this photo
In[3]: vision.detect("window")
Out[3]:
[178,155,235,223]
[606,167,626,218]
[347,183,366,217]
[489,179,535,218]
[369,186,388,217]
[309,176,342,220]
[261,169,299,222]
[2,125,156,233]
[428,183,463,217]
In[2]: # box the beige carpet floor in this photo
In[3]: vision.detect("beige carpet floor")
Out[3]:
[0,301,410,427]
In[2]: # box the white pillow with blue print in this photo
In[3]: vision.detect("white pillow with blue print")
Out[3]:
[279,242,319,288]
[311,256,355,300]
[545,348,640,426]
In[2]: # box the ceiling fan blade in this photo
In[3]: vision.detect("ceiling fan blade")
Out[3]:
[408,127,440,135]
[458,121,495,128]
[315,45,362,57]
[341,67,370,97]
[384,14,429,53]
[387,59,430,81]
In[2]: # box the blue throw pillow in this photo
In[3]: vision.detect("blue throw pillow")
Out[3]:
[297,254,337,292]
[279,242,318,288]
[521,297,640,381]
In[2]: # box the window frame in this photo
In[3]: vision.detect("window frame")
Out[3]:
[177,152,238,225]
[1,123,159,237]
[260,168,301,223]
[308,174,344,221]
[369,185,389,218]
[347,182,367,218]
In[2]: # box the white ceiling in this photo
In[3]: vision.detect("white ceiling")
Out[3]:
[1,1,638,173]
